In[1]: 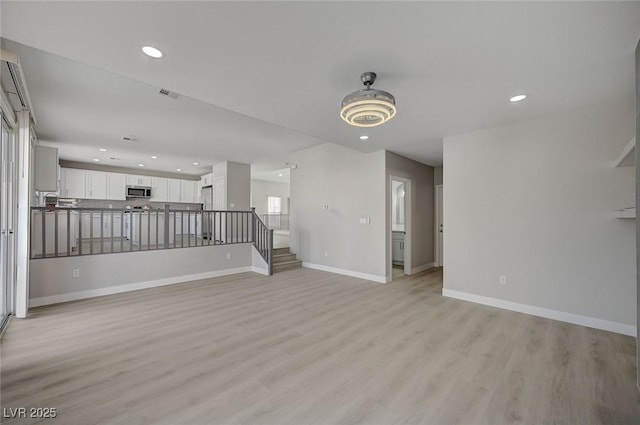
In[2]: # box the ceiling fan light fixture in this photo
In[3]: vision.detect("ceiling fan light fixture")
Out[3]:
[340,72,396,128]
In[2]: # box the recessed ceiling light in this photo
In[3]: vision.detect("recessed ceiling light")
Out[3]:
[142,46,163,58]
[93,158,100,162]
[99,148,107,152]
[360,135,369,140]
[176,168,182,172]
[509,94,527,102]
[278,173,283,177]
[150,155,158,159]
[138,163,145,167]
[193,162,199,166]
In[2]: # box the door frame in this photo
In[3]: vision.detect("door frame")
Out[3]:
[389,175,412,279]
[435,184,443,267]
[0,91,18,329]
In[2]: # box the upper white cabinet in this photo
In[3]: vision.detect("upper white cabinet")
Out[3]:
[85,170,108,199]
[107,173,126,200]
[182,180,197,203]
[60,168,86,198]
[167,179,182,202]
[151,177,169,202]
[34,146,59,192]
[201,173,213,186]
[59,167,200,203]
[126,175,152,186]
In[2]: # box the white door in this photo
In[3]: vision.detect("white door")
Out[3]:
[436,185,443,267]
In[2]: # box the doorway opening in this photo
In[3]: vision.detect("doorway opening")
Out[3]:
[390,176,411,281]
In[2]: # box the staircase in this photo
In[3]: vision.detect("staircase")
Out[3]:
[272,247,302,273]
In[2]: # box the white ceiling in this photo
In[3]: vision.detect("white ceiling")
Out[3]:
[251,167,290,184]
[2,1,639,168]
[1,39,324,176]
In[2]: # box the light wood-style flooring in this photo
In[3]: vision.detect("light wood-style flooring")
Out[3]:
[1,268,639,424]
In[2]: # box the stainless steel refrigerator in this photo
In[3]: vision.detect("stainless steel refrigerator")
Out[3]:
[201,185,213,239]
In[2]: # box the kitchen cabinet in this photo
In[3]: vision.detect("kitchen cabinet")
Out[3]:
[31,210,78,256]
[126,175,152,186]
[182,180,197,203]
[85,170,108,199]
[34,146,59,192]
[151,177,169,202]
[201,173,213,186]
[392,231,405,264]
[60,168,86,198]
[107,173,126,200]
[126,211,176,247]
[100,211,124,238]
[80,211,105,239]
[167,179,182,202]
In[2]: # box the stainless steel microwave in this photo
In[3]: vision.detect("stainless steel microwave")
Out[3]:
[126,186,152,198]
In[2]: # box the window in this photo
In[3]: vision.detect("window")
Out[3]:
[267,196,281,214]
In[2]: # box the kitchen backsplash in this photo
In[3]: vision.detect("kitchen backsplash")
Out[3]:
[71,198,202,210]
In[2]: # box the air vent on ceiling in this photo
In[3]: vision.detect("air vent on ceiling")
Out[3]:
[1,48,36,122]
[158,88,180,99]
[122,136,138,142]
[109,157,121,161]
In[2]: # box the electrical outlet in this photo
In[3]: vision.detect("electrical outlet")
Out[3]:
[72,269,80,278]
[499,275,507,285]
[226,252,232,259]
[324,251,328,257]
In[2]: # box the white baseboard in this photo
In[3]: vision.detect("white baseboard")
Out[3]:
[30,266,255,307]
[251,266,270,276]
[442,288,636,337]
[302,262,389,283]
[410,262,436,274]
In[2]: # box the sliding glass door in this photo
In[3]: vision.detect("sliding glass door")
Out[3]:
[0,112,16,329]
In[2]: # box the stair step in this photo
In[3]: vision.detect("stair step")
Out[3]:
[273,247,290,255]
[273,259,302,273]
[273,253,297,263]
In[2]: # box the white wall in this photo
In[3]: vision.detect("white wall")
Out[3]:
[290,143,387,282]
[443,101,636,333]
[251,179,290,218]
[226,161,251,210]
[30,243,254,305]
[386,151,435,277]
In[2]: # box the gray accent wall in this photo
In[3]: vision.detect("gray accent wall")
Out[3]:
[386,151,435,277]
[444,100,636,328]
[289,143,386,280]
[30,243,253,300]
[434,167,443,186]
[226,161,251,210]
